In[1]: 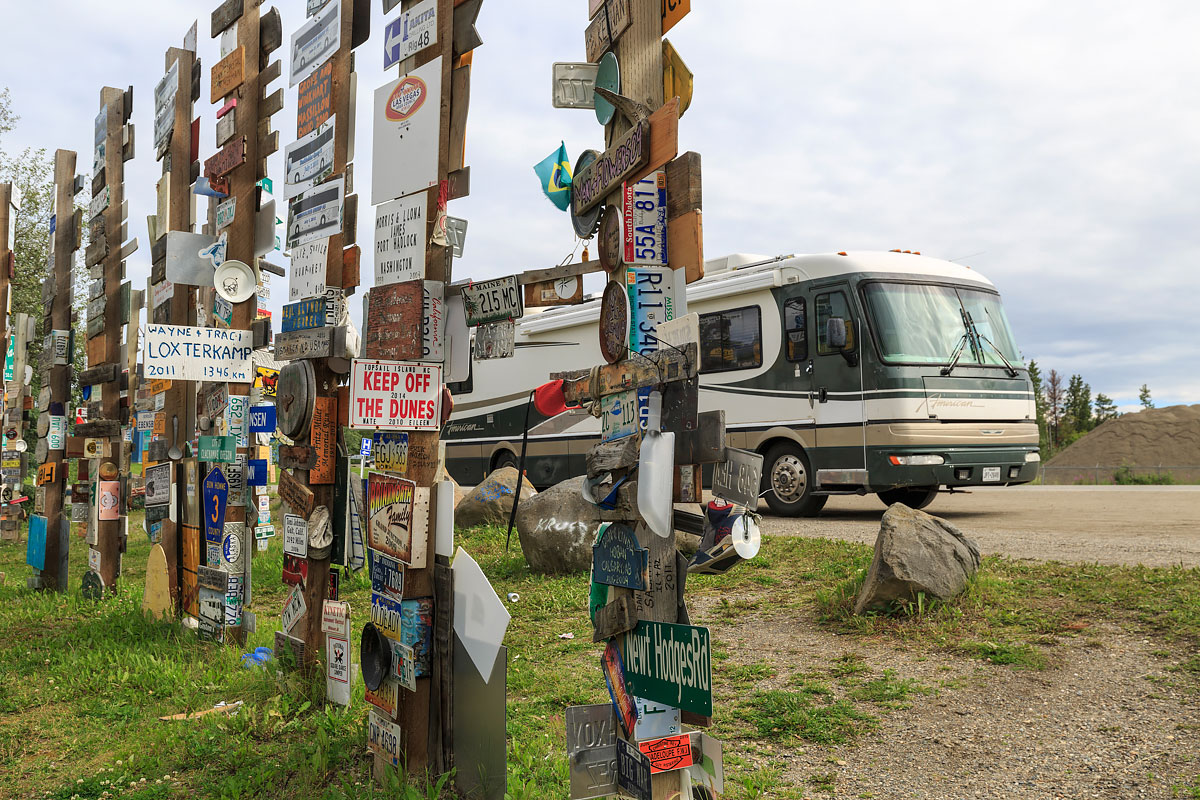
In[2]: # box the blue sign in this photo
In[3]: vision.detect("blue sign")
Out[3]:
[592,522,648,590]
[203,467,229,547]
[383,1,436,70]
[281,298,325,333]
[49,215,56,234]
[248,405,276,434]
[27,515,47,570]
[247,459,268,486]
[369,549,404,600]
[359,437,372,458]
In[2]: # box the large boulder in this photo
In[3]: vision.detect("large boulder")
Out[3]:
[514,476,599,574]
[854,503,981,615]
[455,467,538,529]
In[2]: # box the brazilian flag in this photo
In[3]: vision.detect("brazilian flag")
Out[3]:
[534,142,573,212]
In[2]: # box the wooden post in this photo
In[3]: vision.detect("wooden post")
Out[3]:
[206,0,283,643]
[152,41,200,615]
[86,87,135,593]
[34,152,79,591]
[0,184,15,545]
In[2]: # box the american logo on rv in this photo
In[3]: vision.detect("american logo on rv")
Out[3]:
[385,77,427,122]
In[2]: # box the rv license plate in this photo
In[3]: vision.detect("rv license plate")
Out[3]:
[982,467,1001,482]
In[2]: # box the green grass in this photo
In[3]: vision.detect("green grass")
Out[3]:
[0,513,1196,799]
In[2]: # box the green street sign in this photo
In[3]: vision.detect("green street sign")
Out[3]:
[621,621,712,717]
[199,435,237,463]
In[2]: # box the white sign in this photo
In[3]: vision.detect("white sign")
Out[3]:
[216,196,237,229]
[88,547,102,573]
[289,0,340,87]
[287,177,343,250]
[423,281,445,362]
[281,585,307,633]
[47,416,67,451]
[153,279,175,310]
[383,0,437,69]
[143,325,255,383]
[289,237,329,301]
[226,396,249,448]
[284,514,308,557]
[153,59,180,152]
[284,115,336,199]
[349,360,442,431]
[372,57,441,204]
[374,194,427,286]
[136,411,154,432]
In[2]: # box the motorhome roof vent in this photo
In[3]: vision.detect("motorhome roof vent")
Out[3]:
[703,253,771,275]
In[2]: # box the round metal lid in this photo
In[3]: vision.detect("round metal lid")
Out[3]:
[598,206,623,273]
[276,360,316,440]
[598,281,629,365]
[213,259,256,304]
[594,52,620,126]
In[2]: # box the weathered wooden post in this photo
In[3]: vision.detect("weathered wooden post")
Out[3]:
[77,87,137,595]
[0,183,16,544]
[198,0,284,642]
[3,311,36,542]
[30,152,81,591]
[145,31,201,616]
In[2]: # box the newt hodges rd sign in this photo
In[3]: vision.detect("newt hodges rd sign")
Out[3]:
[621,621,712,717]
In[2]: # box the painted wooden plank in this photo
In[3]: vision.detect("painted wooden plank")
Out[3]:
[664,151,702,221]
[571,120,650,215]
[210,0,243,36]
[628,98,680,185]
[211,46,246,104]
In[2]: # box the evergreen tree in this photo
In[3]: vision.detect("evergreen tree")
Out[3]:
[1094,393,1118,423]
[1064,374,1093,438]
[1138,384,1154,409]
[1027,360,1050,455]
[1045,369,1065,449]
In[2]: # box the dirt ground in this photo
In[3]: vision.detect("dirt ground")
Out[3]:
[758,486,1200,567]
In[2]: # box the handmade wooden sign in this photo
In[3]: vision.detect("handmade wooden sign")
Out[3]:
[364,281,423,359]
[572,120,650,215]
[204,137,246,180]
[210,46,246,103]
[310,397,336,484]
[143,324,254,382]
[279,443,317,470]
[593,523,649,590]
[297,59,333,137]
[281,297,325,332]
[274,325,352,362]
[279,467,315,519]
[524,275,582,308]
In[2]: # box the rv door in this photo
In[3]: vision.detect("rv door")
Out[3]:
[812,286,866,479]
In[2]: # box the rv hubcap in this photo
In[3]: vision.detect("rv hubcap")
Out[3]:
[772,455,807,503]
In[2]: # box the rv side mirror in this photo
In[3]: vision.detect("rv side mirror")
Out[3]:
[826,317,847,349]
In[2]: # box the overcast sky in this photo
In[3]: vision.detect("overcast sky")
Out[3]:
[2,1,1197,411]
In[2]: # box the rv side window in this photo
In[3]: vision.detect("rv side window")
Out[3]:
[699,306,762,373]
[816,292,856,355]
[784,298,807,362]
[446,345,474,395]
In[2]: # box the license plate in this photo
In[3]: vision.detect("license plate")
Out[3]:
[982,466,1001,482]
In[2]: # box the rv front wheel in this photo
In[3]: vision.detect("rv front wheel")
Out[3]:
[877,486,938,510]
[762,442,827,517]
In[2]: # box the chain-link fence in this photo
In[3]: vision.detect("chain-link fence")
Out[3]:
[1039,465,1200,485]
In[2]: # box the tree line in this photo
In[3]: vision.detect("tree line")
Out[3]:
[1027,360,1153,457]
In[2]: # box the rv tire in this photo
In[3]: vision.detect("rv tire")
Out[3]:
[491,450,519,473]
[762,442,826,517]
[877,485,938,510]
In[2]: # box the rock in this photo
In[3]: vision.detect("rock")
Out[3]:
[514,476,599,574]
[854,503,981,615]
[454,467,537,529]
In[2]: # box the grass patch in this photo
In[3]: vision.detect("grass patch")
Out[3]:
[738,689,877,745]
[844,669,932,709]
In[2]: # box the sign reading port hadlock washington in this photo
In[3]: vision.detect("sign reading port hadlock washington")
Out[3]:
[143,324,255,382]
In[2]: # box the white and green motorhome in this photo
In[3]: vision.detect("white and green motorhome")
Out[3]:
[443,251,1040,516]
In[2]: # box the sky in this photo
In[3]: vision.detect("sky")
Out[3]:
[1,1,1197,412]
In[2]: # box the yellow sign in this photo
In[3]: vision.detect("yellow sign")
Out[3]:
[148,378,172,394]
[662,39,693,119]
[662,0,689,34]
[255,366,279,398]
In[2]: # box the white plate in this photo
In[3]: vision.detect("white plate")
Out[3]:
[731,514,761,559]
[213,259,256,304]
[982,466,1001,482]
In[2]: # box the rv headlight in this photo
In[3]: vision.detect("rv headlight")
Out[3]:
[1025,452,1041,462]
[888,454,945,466]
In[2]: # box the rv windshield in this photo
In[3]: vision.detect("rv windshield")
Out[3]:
[863,282,1020,367]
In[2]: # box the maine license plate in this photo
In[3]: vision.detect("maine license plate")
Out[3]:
[982,466,1001,482]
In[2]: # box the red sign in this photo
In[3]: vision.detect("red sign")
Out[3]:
[204,137,246,180]
[638,734,695,773]
[282,553,308,587]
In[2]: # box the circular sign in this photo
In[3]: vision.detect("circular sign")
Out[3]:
[598,206,623,273]
[2,486,11,502]
[4,428,14,440]
[99,461,118,480]
[223,530,242,564]
[598,281,629,365]
[36,414,49,438]
[81,570,105,601]
[213,259,256,303]
[38,386,50,410]
[570,150,602,239]
[554,276,579,300]
[15,439,27,453]
[594,52,620,126]
[308,504,334,560]
[83,439,101,459]
[277,360,316,439]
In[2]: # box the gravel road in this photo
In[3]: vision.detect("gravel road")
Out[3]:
[759,485,1200,567]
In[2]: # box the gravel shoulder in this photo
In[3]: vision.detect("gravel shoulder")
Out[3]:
[759,486,1200,567]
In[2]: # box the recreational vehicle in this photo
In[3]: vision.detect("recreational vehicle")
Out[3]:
[443,251,1040,516]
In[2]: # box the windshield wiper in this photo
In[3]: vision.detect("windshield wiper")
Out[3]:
[976,308,1019,377]
[940,308,973,376]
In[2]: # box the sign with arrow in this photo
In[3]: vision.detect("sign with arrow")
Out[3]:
[383,0,437,70]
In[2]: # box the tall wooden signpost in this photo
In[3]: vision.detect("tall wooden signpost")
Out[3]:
[147,34,200,615]
[31,152,80,591]
[79,87,137,594]
[3,311,36,541]
[0,183,15,543]
[201,0,284,643]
